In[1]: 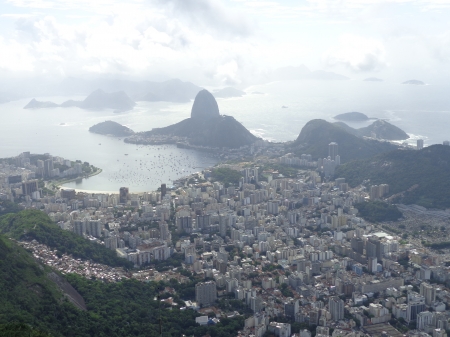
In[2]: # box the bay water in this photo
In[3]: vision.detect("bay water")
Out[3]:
[0,80,448,192]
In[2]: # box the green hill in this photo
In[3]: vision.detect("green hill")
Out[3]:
[336,145,450,209]
[0,210,132,268]
[354,201,403,223]
[292,119,399,163]
[0,235,244,336]
[0,200,23,216]
[0,235,244,337]
[0,234,87,336]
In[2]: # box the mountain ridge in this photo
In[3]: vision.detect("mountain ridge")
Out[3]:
[334,119,409,140]
[292,119,400,163]
[335,144,450,209]
[24,89,136,112]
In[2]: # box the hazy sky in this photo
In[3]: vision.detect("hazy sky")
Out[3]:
[1,0,450,85]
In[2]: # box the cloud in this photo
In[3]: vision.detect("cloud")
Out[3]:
[430,32,450,62]
[0,36,34,72]
[323,34,386,72]
[0,1,259,84]
[155,0,254,38]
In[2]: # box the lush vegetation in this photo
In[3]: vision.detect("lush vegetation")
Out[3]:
[0,234,84,336]
[354,201,403,222]
[336,145,450,209]
[211,167,242,187]
[424,242,450,250]
[292,119,399,163]
[0,200,23,217]
[260,164,298,179]
[0,323,51,337]
[0,234,245,336]
[0,210,132,268]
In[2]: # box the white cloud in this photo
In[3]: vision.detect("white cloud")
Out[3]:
[0,36,34,72]
[0,1,261,83]
[323,34,386,72]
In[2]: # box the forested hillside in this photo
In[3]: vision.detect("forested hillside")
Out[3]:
[0,234,244,337]
[336,145,450,209]
[0,210,132,268]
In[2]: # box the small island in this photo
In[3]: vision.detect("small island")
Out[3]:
[402,80,425,85]
[334,112,372,122]
[89,121,135,137]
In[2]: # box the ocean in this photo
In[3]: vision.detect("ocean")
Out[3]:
[0,79,449,193]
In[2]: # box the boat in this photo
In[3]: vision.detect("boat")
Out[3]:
[125,154,128,156]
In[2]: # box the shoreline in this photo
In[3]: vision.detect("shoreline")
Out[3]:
[53,168,103,190]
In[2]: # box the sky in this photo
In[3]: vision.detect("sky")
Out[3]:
[1,0,450,86]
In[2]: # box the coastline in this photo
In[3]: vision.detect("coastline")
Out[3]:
[54,168,103,190]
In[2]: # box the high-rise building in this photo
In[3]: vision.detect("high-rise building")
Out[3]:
[328,296,344,321]
[195,281,217,306]
[284,299,299,318]
[328,142,338,161]
[407,300,426,322]
[61,189,76,200]
[196,214,211,230]
[444,141,450,146]
[368,257,378,274]
[351,237,364,255]
[366,236,382,261]
[176,216,192,233]
[22,180,39,196]
[159,222,169,240]
[119,187,129,204]
[44,159,54,178]
[161,183,167,198]
[420,283,436,306]
[370,185,380,200]
[417,139,424,150]
[219,214,228,238]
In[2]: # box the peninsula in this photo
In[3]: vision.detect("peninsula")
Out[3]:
[125,89,259,149]
[24,89,136,112]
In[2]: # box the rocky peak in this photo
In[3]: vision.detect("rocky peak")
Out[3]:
[191,89,220,120]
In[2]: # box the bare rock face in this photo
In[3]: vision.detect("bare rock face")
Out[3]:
[190,89,220,120]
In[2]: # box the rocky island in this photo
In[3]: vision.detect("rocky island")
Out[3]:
[24,89,136,112]
[334,112,372,121]
[125,89,259,149]
[402,79,425,85]
[89,121,135,137]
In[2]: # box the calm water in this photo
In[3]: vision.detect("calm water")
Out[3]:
[0,80,449,192]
